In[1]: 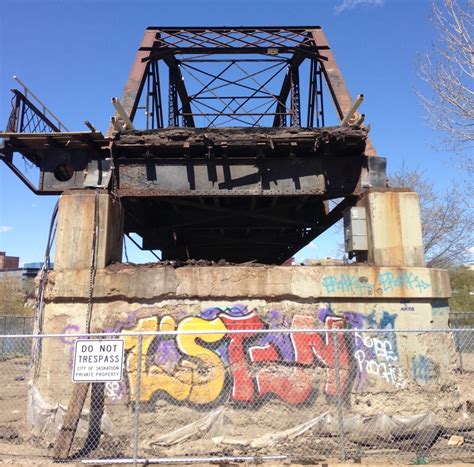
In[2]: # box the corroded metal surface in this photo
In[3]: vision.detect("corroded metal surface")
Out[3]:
[0,26,386,264]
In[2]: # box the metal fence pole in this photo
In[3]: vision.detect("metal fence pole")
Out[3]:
[133,335,143,464]
[333,329,346,461]
[459,332,464,373]
[1,317,6,355]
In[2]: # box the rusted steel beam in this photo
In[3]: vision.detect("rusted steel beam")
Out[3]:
[116,154,364,198]
[283,195,358,260]
[145,26,322,32]
[141,47,326,61]
[271,54,305,127]
[310,29,377,156]
[163,55,195,127]
[106,30,157,137]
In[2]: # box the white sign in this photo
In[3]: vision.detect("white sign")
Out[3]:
[73,339,124,382]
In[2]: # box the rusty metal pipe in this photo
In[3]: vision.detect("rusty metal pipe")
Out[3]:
[110,116,123,132]
[340,93,363,126]
[354,113,365,126]
[111,97,135,130]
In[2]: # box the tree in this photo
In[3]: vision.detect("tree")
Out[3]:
[449,266,474,311]
[0,277,29,316]
[389,166,473,268]
[418,0,473,156]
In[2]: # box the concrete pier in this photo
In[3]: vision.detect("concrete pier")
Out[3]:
[29,189,460,446]
[54,190,123,271]
[358,188,425,267]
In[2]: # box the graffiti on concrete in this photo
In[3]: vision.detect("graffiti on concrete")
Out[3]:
[104,311,138,333]
[321,274,373,295]
[412,354,438,385]
[105,380,128,403]
[340,310,405,390]
[60,305,444,405]
[378,272,430,293]
[60,304,432,406]
[119,305,350,407]
[60,323,81,368]
[321,272,431,295]
[353,334,404,389]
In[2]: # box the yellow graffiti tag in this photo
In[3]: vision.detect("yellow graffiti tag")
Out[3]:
[123,315,226,404]
[177,316,227,403]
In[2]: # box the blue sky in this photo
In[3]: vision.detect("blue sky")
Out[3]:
[0,0,465,265]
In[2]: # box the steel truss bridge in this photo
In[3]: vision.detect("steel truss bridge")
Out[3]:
[0,26,386,264]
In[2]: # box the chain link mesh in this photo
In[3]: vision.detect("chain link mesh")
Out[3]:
[0,328,472,464]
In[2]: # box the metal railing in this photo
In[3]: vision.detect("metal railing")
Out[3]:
[0,327,472,464]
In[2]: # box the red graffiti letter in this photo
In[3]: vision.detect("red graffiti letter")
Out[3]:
[220,313,263,402]
[291,315,350,397]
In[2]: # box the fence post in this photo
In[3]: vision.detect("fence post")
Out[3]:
[332,329,346,461]
[458,331,464,373]
[133,335,143,464]
[1,317,6,355]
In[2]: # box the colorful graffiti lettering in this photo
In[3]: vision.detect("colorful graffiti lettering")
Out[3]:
[61,305,442,406]
[321,272,431,295]
[120,305,351,407]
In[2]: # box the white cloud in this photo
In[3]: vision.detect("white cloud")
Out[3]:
[335,0,384,14]
[308,241,318,249]
[0,226,13,233]
[468,246,474,254]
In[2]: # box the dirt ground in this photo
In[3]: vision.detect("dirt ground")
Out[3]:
[0,356,473,465]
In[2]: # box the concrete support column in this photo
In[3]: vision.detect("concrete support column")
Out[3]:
[358,188,425,267]
[54,190,123,270]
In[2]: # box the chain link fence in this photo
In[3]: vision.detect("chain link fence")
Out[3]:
[0,315,33,358]
[0,327,473,464]
[449,312,474,327]
[449,312,474,372]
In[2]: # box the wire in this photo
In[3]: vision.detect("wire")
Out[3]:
[85,189,100,334]
[32,200,58,376]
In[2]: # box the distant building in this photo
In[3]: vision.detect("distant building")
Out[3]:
[0,251,19,270]
[0,255,45,298]
[23,262,46,269]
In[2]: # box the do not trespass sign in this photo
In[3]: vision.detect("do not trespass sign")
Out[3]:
[73,339,124,382]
